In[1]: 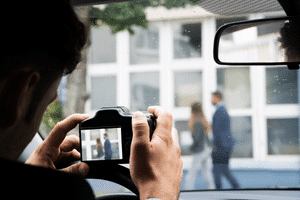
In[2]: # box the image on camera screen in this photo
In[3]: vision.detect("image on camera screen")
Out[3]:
[80,127,123,161]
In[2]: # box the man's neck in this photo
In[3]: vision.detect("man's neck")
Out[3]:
[0,123,35,160]
[216,101,224,108]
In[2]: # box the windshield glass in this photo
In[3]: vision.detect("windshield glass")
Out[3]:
[39,0,299,195]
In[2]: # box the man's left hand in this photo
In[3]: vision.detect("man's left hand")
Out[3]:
[26,114,89,177]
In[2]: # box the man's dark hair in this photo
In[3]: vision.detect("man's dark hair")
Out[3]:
[104,133,108,137]
[279,18,300,61]
[212,91,223,100]
[0,0,87,78]
[0,0,87,123]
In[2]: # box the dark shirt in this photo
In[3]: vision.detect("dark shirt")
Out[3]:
[96,144,104,158]
[104,139,112,159]
[212,102,234,149]
[191,120,205,153]
[0,158,95,200]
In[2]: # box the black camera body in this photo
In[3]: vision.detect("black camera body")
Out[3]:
[79,106,156,164]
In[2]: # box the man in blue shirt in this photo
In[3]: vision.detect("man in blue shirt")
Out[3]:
[103,133,113,160]
[211,91,240,189]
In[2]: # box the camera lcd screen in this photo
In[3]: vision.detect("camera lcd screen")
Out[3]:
[80,127,123,161]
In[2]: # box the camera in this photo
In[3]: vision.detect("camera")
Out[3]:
[79,106,156,164]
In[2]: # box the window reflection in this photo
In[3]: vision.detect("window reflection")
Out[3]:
[173,23,201,59]
[175,120,191,156]
[130,72,160,111]
[174,71,202,107]
[90,26,117,64]
[217,68,251,109]
[266,67,298,104]
[91,76,117,110]
[231,117,253,158]
[130,24,159,65]
[268,118,300,155]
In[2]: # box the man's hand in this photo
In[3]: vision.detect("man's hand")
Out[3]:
[130,106,183,200]
[26,114,89,177]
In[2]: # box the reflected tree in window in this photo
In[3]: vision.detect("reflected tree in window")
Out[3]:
[266,67,298,104]
[173,23,202,59]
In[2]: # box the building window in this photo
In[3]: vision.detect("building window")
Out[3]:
[174,71,202,107]
[130,72,160,111]
[231,117,253,158]
[90,26,116,64]
[267,118,300,155]
[175,120,191,156]
[217,67,251,109]
[173,23,202,59]
[266,67,298,104]
[130,24,159,65]
[91,76,117,110]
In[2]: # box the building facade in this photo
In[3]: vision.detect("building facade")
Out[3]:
[85,6,300,172]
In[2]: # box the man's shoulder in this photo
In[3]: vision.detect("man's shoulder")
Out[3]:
[216,105,228,114]
[0,158,94,200]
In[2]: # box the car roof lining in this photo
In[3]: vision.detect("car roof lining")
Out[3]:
[198,0,284,16]
[73,0,284,16]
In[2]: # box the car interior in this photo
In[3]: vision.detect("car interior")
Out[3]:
[19,0,300,199]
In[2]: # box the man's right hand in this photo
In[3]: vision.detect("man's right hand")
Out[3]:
[130,106,183,200]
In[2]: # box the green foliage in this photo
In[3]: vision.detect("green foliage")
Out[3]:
[162,0,201,9]
[90,2,148,34]
[42,101,64,130]
[89,0,202,34]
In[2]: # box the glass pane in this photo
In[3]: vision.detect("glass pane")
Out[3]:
[217,68,251,109]
[175,120,191,156]
[130,72,159,111]
[130,24,159,65]
[90,26,116,64]
[268,118,300,155]
[266,67,298,104]
[91,76,117,110]
[174,71,202,107]
[231,117,253,158]
[173,23,201,59]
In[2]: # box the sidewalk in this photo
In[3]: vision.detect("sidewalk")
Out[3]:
[180,168,300,190]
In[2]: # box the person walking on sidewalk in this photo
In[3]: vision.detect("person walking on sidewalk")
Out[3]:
[211,91,240,190]
[185,102,215,190]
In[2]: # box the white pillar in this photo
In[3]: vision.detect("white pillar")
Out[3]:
[116,31,130,108]
[202,17,217,122]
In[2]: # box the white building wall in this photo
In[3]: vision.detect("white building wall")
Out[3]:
[86,7,300,170]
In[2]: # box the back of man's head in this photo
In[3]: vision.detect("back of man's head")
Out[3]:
[0,0,87,78]
[0,0,87,135]
[212,91,223,100]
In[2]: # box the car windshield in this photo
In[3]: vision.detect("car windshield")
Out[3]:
[39,0,299,195]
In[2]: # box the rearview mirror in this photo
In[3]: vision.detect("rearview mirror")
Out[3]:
[214,16,300,65]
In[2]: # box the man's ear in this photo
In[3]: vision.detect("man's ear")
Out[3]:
[0,70,40,128]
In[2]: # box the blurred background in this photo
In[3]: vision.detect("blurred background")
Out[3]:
[39,1,299,192]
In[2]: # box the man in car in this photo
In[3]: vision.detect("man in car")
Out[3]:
[0,0,183,199]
